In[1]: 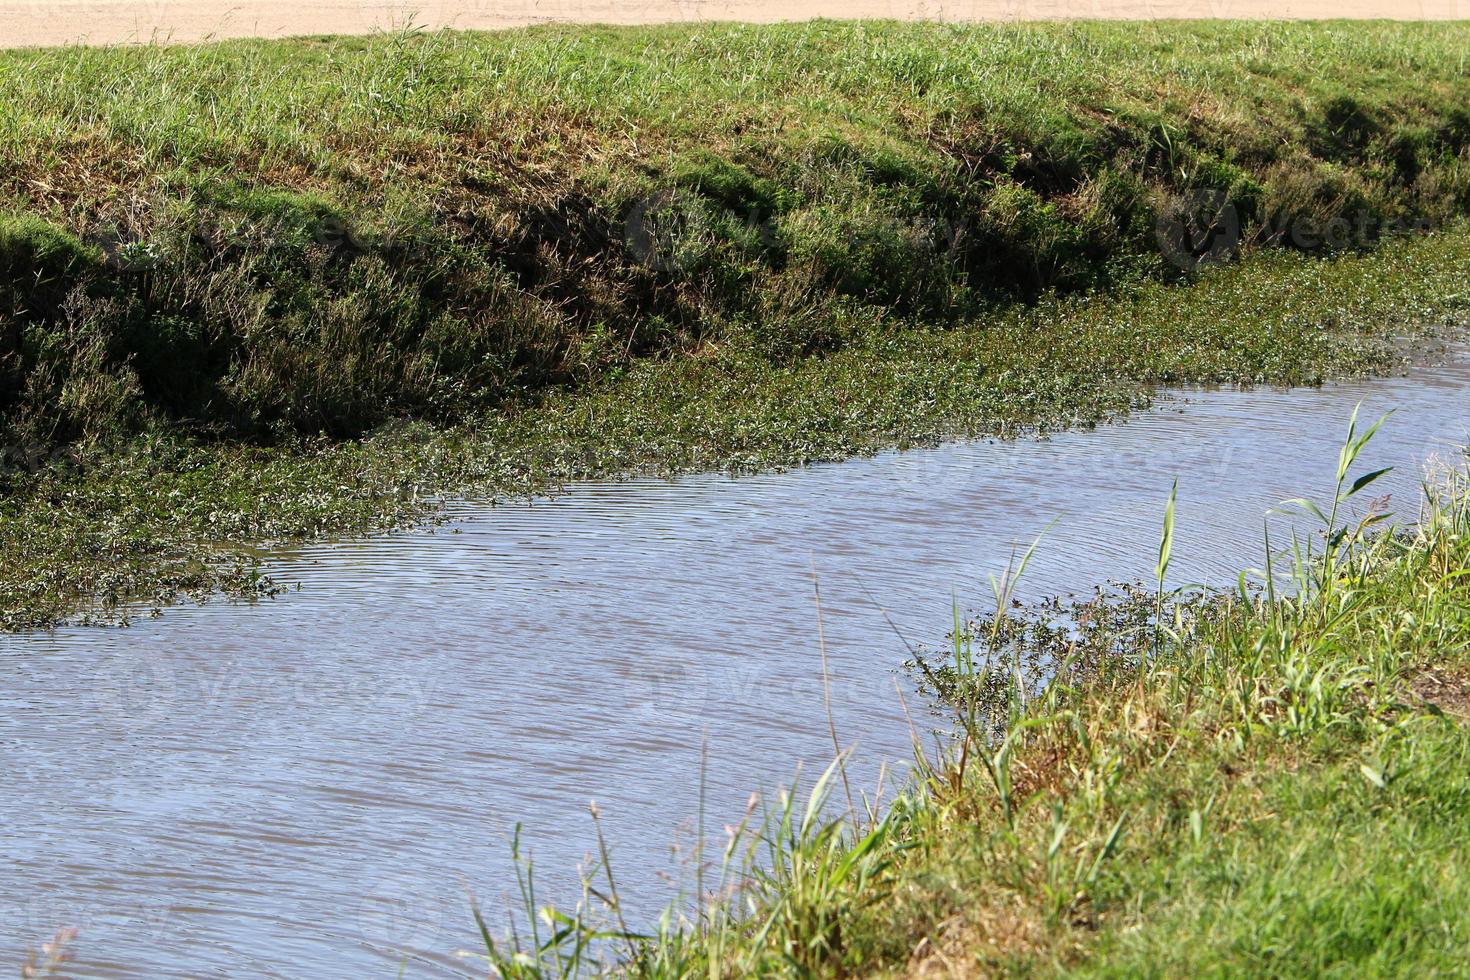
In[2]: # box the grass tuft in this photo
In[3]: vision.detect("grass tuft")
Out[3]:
[465,431,1470,977]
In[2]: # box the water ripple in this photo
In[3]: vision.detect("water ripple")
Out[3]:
[3,349,1469,976]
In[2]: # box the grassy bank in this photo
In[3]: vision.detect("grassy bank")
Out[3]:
[3,229,1469,630]
[476,434,1470,976]
[3,21,1469,452]
[3,20,1470,629]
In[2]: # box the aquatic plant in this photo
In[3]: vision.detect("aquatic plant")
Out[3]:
[458,426,1470,975]
[4,226,1468,631]
[5,22,1470,628]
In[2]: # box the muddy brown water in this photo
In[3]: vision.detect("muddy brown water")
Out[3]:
[3,348,1469,977]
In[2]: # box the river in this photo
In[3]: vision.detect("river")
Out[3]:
[3,347,1467,977]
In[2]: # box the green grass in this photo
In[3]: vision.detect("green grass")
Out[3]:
[464,430,1470,977]
[2,21,1469,449]
[2,21,1470,629]
[3,228,1469,631]
[5,23,1470,971]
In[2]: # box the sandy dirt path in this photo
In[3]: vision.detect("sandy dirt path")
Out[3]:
[1,0,1463,49]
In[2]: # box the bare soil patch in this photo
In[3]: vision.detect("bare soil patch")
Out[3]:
[1411,667,1470,721]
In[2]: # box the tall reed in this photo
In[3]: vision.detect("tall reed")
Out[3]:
[462,419,1469,976]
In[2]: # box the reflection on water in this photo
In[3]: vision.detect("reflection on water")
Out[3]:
[3,350,1468,977]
